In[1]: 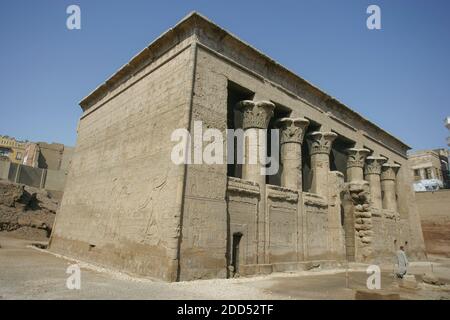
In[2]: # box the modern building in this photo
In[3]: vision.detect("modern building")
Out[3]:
[22,141,74,171]
[50,13,426,282]
[0,135,26,164]
[409,149,450,190]
[0,135,74,192]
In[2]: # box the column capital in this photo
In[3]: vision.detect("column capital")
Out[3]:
[346,148,371,169]
[275,117,310,145]
[307,131,337,155]
[380,163,401,181]
[364,156,387,175]
[236,100,275,129]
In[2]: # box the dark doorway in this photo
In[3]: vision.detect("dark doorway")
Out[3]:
[231,232,243,276]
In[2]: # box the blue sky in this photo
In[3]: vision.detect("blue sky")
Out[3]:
[0,0,449,151]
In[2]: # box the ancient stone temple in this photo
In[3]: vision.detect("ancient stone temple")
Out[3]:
[50,12,426,281]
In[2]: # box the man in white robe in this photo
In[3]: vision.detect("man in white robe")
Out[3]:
[395,246,409,278]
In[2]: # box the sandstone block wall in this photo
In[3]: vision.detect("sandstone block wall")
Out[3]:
[50,37,196,281]
[416,190,450,256]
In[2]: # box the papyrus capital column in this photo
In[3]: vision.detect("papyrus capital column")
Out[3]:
[276,117,309,190]
[235,100,275,187]
[346,148,370,182]
[238,100,274,130]
[380,163,401,211]
[307,131,337,196]
[236,100,275,265]
[364,156,387,210]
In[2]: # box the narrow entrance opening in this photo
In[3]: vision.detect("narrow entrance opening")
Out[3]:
[231,232,243,276]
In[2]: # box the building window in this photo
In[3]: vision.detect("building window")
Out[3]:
[413,169,420,181]
[16,152,22,160]
[0,147,11,157]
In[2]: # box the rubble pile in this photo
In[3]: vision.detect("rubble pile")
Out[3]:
[0,180,60,240]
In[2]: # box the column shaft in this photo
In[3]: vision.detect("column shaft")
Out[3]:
[381,163,401,211]
[276,117,309,191]
[308,132,337,197]
[346,148,370,182]
[237,100,275,188]
[364,156,387,210]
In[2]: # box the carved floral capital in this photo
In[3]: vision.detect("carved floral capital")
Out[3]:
[364,156,387,175]
[346,148,371,169]
[275,117,310,145]
[307,131,337,155]
[236,100,275,130]
[380,163,401,181]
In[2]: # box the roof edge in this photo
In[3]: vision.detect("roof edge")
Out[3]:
[78,11,410,150]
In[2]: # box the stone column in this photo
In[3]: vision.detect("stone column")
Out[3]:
[307,131,337,197]
[275,117,309,190]
[236,100,275,265]
[364,156,387,210]
[346,148,370,182]
[381,163,401,211]
[236,100,275,187]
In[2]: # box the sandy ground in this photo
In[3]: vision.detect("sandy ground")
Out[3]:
[1,234,450,300]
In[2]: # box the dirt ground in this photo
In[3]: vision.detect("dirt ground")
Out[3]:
[0,234,449,300]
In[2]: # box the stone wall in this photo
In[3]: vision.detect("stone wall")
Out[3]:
[0,160,66,192]
[416,190,450,256]
[50,36,196,282]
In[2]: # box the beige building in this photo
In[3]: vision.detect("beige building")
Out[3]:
[409,148,450,188]
[50,13,426,282]
[0,135,26,164]
[23,142,74,171]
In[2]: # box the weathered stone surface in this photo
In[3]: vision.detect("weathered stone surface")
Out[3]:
[422,272,444,286]
[355,290,400,300]
[48,12,426,282]
[400,274,418,289]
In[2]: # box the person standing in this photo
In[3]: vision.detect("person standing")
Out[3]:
[395,245,409,278]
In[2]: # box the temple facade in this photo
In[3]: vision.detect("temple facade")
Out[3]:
[50,13,426,281]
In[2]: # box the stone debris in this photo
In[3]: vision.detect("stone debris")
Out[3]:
[0,180,60,240]
[422,272,444,286]
[355,290,400,300]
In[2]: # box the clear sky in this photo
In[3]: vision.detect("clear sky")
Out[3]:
[0,0,449,151]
